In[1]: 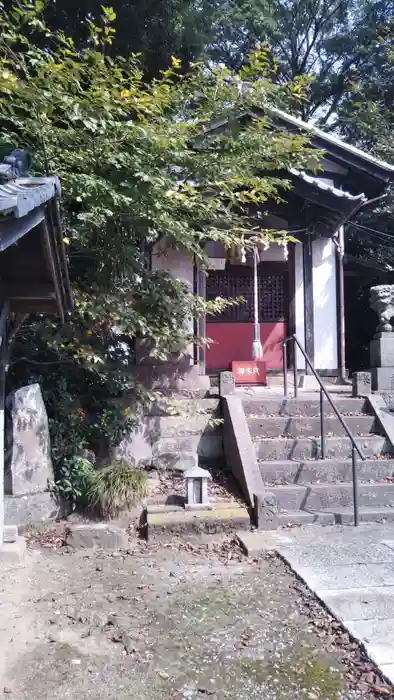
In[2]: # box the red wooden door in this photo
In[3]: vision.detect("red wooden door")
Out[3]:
[205,263,288,370]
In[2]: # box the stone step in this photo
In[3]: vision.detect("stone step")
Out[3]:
[259,458,394,485]
[240,506,394,538]
[254,435,390,461]
[154,415,222,438]
[146,501,250,540]
[148,398,220,417]
[276,510,336,526]
[248,415,378,439]
[327,506,394,525]
[243,397,368,417]
[266,482,394,511]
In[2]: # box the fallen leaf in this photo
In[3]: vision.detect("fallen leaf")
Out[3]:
[371,685,393,695]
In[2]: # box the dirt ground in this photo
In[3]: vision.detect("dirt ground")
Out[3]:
[0,534,391,700]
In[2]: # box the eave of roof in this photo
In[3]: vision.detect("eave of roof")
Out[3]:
[0,176,60,218]
[265,106,394,176]
[200,106,394,178]
[0,172,72,317]
[289,169,367,203]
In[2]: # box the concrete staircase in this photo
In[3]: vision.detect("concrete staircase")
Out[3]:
[243,394,394,525]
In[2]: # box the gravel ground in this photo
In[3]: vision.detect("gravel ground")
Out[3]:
[0,534,392,700]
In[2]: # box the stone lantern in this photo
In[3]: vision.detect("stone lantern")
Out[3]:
[184,466,211,509]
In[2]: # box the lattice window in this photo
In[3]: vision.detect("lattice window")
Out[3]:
[259,275,286,320]
[206,267,288,323]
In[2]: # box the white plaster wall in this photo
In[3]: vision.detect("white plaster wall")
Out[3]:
[294,243,306,369]
[152,240,194,289]
[312,237,338,370]
[151,241,194,361]
[259,243,287,262]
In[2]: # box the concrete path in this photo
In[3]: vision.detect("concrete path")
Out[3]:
[240,524,394,685]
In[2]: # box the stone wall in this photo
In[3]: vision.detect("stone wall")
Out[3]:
[116,398,223,471]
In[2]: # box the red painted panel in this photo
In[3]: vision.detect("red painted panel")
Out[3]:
[232,361,267,385]
[206,322,286,370]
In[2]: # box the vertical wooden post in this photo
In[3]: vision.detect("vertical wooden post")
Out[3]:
[337,226,346,380]
[197,265,207,375]
[303,236,314,373]
[287,242,296,371]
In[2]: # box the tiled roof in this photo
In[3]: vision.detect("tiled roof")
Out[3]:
[201,102,394,176]
[0,176,60,218]
[269,106,394,174]
[289,168,368,202]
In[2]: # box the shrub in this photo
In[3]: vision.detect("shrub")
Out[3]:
[86,459,148,517]
[55,455,97,510]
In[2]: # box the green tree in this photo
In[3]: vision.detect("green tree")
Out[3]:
[197,0,394,122]
[0,1,319,477]
[10,0,393,124]
[2,0,204,79]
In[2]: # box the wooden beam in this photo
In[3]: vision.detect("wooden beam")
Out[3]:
[39,218,64,321]
[46,202,68,307]
[290,178,358,215]
[303,238,314,373]
[0,283,55,300]
[197,264,207,375]
[9,299,59,314]
[0,207,44,252]
[50,199,73,310]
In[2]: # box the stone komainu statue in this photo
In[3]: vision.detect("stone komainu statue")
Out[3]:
[370,285,394,333]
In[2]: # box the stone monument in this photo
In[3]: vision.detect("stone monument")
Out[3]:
[4,384,59,526]
[370,285,394,390]
[219,371,235,397]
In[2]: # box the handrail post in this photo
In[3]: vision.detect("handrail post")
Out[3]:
[283,334,363,525]
[320,388,325,460]
[283,340,288,397]
[293,338,298,399]
[352,446,359,526]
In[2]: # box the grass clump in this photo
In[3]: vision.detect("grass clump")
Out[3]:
[87,459,148,517]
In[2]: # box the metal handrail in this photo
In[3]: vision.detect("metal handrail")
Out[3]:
[282,334,365,526]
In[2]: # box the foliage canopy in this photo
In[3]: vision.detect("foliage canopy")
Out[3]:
[0,1,319,483]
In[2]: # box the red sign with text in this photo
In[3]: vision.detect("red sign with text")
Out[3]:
[232,361,267,385]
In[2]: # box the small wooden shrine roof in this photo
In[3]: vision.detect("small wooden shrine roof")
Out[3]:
[0,153,72,319]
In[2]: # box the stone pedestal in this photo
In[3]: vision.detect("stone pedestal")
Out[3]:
[370,334,394,390]
[371,367,394,391]
[370,333,394,368]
